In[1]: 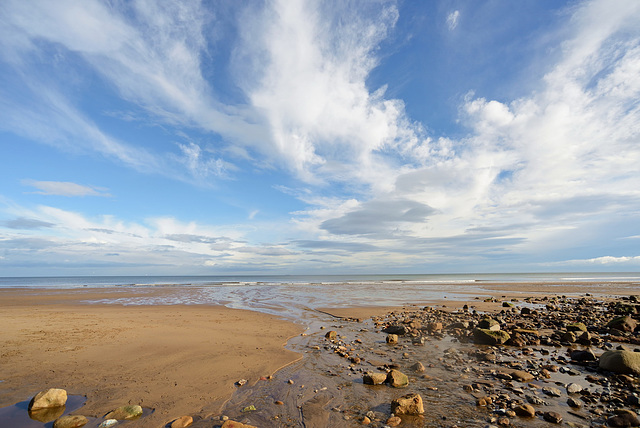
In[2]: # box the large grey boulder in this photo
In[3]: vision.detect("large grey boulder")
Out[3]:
[599,350,640,375]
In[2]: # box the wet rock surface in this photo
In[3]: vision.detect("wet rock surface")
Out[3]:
[212,294,639,427]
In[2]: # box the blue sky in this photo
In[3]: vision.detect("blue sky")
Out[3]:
[1,0,640,276]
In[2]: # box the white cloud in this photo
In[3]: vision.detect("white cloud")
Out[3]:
[555,255,640,265]
[446,10,460,31]
[22,180,111,197]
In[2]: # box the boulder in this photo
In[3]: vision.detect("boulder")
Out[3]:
[324,330,337,340]
[386,334,398,344]
[363,372,387,385]
[511,370,534,382]
[382,325,408,335]
[104,405,143,420]
[544,411,563,423]
[607,316,638,332]
[477,318,500,331]
[29,388,68,410]
[171,415,194,428]
[542,386,562,397]
[607,409,640,427]
[473,328,510,345]
[390,393,424,415]
[514,404,535,417]
[53,415,88,428]
[386,369,409,388]
[409,361,425,372]
[599,350,640,375]
[567,322,588,332]
[571,349,597,361]
[566,383,583,394]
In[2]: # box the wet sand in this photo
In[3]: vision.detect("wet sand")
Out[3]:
[0,289,303,427]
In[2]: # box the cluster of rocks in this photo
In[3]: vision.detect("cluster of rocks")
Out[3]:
[24,387,144,427]
[317,294,639,427]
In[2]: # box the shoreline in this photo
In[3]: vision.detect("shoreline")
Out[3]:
[0,283,638,427]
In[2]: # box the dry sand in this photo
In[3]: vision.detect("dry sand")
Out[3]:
[0,288,303,426]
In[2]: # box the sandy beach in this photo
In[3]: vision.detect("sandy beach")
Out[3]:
[0,283,638,427]
[0,288,303,427]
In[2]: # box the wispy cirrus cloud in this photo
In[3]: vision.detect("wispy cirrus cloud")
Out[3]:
[22,180,111,197]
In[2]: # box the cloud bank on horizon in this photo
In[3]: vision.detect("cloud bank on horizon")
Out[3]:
[1,0,639,275]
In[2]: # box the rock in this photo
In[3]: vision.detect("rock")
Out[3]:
[386,334,399,344]
[221,421,257,428]
[235,379,247,387]
[511,370,534,382]
[473,328,510,345]
[104,405,143,420]
[325,330,337,340]
[571,349,597,361]
[562,331,577,343]
[567,322,588,332]
[363,372,387,385]
[386,369,409,388]
[599,350,640,375]
[514,404,535,417]
[98,421,118,428]
[362,415,371,425]
[543,411,563,423]
[53,415,88,428]
[567,397,582,408]
[607,410,640,427]
[274,400,284,405]
[427,322,443,332]
[477,318,501,331]
[542,386,562,397]
[410,361,425,372]
[241,405,256,412]
[390,393,424,415]
[607,315,638,332]
[386,416,402,426]
[171,415,194,428]
[29,388,68,410]
[382,325,408,335]
[566,383,583,394]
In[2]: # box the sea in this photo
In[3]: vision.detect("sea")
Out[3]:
[1,272,639,321]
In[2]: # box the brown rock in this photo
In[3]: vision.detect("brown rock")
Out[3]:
[391,393,424,415]
[363,372,387,385]
[171,415,194,428]
[514,404,536,417]
[325,330,337,340]
[599,350,640,375]
[29,388,68,410]
[53,415,88,428]
[511,370,534,382]
[104,405,143,420]
[410,361,425,372]
[607,409,640,427]
[386,369,409,388]
[543,411,563,424]
[607,315,638,332]
[386,334,399,344]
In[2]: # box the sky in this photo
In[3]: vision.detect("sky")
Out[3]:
[1,0,640,276]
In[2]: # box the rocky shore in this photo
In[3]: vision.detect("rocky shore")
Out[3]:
[217,294,639,427]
